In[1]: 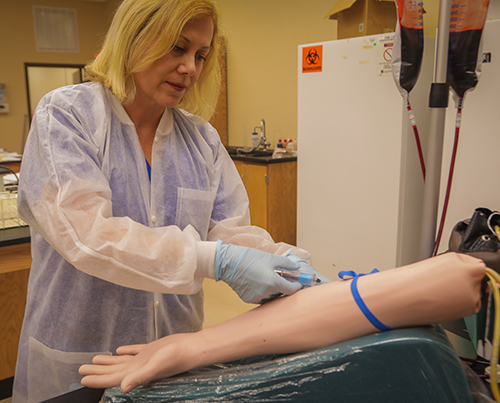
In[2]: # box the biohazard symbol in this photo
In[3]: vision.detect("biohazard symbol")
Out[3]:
[306,49,320,65]
[302,45,323,73]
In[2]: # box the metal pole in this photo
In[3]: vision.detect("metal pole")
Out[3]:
[418,0,452,260]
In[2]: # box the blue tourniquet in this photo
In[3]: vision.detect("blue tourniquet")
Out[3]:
[338,269,394,332]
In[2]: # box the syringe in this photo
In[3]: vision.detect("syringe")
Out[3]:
[274,268,321,287]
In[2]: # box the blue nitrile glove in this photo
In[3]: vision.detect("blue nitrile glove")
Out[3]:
[286,254,332,286]
[214,240,303,304]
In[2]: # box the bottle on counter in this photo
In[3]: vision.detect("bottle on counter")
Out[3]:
[252,131,260,148]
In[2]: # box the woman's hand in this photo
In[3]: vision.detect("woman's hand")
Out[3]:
[79,333,194,393]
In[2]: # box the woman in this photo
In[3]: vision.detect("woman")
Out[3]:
[13,1,316,402]
[79,252,486,394]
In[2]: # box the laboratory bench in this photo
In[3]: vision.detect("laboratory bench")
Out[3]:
[0,160,30,384]
[0,247,31,384]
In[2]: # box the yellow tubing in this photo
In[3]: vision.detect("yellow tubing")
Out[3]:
[494,226,500,242]
[486,267,500,402]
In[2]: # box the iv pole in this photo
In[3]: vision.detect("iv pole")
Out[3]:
[418,0,452,260]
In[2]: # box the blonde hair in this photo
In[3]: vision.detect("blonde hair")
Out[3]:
[86,0,223,120]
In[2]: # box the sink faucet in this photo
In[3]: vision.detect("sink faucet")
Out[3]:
[236,118,271,155]
[256,119,271,150]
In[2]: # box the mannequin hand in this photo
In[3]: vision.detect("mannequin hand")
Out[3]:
[80,334,193,394]
[214,241,302,303]
[286,254,332,285]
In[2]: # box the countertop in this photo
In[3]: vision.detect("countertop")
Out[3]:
[0,226,30,247]
[226,146,297,164]
[0,160,29,247]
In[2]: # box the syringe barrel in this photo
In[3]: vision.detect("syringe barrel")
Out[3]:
[275,269,317,286]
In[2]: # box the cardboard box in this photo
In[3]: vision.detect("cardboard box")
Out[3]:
[326,0,397,39]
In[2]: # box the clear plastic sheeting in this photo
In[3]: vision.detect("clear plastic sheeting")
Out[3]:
[102,326,475,402]
[462,361,496,403]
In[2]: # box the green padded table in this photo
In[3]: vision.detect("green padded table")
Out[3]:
[102,325,477,402]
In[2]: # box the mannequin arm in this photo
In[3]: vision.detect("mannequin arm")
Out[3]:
[80,252,485,393]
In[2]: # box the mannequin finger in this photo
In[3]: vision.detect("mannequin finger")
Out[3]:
[121,371,148,394]
[92,354,131,365]
[120,360,169,393]
[79,363,120,376]
[116,344,146,355]
[80,372,124,389]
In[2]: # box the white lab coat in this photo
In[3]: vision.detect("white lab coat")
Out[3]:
[13,82,309,402]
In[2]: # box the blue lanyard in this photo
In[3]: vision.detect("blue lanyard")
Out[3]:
[145,159,151,182]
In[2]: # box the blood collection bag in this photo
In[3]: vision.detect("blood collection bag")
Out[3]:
[392,0,425,179]
[392,0,424,96]
[447,0,490,103]
[432,0,491,256]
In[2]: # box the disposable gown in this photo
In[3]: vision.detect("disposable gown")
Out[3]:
[13,82,309,403]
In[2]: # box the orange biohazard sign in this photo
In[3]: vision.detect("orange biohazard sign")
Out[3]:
[302,45,323,73]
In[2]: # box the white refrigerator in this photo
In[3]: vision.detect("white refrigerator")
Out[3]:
[297,20,500,280]
[297,32,433,279]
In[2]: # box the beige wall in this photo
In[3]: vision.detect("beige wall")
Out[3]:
[0,0,114,153]
[1,0,447,154]
[0,0,339,153]
[217,0,339,148]
[6,0,500,154]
